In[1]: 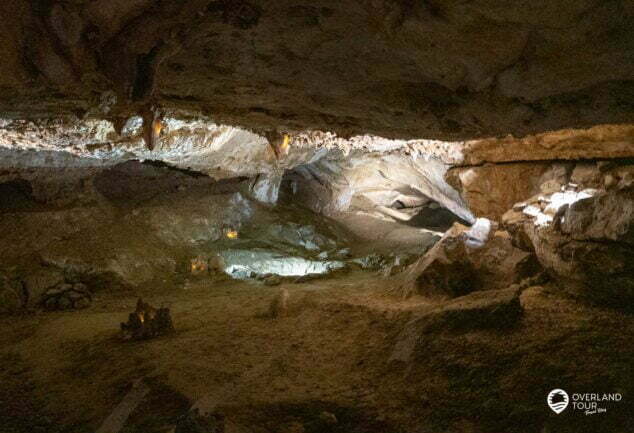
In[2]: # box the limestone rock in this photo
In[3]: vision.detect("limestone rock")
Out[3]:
[570,163,603,188]
[209,254,226,275]
[22,269,65,307]
[397,220,539,298]
[2,0,633,140]
[448,161,631,221]
[446,162,573,220]
[504,187,634,309]
[390,288,523,363]
[609,164,634,191]
[455,125,634,166]
[41,281,92,311]
[57,296,72,310]
[73,282,89,293]
[283,152,473,224]
[250,172,283,204]
[319,411,338,425]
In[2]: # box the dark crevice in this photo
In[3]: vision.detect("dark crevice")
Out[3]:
[140,160,210,178]
[452,156,634,169]
[0,179,38,212]
[132,44,165,102]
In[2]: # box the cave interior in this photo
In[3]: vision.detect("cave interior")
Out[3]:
[0,1,633,432]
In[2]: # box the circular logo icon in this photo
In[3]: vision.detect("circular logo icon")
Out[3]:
[547,389,569,414]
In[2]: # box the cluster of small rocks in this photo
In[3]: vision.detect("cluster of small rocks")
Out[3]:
[509,184,599,227]
[1,266,96,313]
[42,283,92,311]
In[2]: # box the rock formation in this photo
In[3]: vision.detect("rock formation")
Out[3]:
[1,1,632,139]
[120,298,174,340]
[396,219,539,299]
[502,184,634,309]
[0,4,632,432]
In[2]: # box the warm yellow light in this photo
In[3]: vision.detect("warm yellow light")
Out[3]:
[226,230,238,239]
[152,118,163,137]
[281,134,290,151]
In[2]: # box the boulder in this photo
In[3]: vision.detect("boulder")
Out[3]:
[396,219,539,299]
[605,164,634,191]
[503,186,634,309]
[73,297,91,309]
[73,283,89,293]
[390,287,522,363]
[570,163,602,188]
[58,296,72,310]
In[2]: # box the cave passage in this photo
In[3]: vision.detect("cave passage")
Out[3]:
[0,1,633,430]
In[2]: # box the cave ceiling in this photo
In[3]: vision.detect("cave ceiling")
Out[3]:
[0,0,633,140]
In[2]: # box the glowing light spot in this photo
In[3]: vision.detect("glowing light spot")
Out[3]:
[281,134,290,151]
[190,257,209,274]
[226,230,238,239]
[152,119,163,137]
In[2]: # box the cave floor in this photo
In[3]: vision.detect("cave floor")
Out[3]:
[1,273,632,433]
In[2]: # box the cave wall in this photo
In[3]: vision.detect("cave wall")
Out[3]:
[443,125,634,220]
[0,0,632,139]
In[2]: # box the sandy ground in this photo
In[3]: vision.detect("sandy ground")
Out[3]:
[1,273,633,433]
